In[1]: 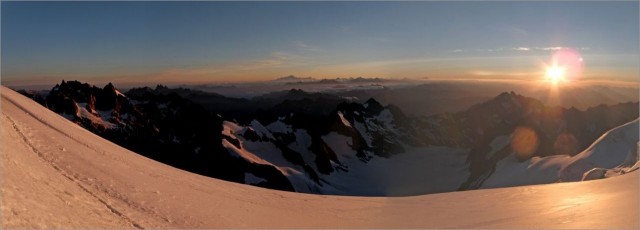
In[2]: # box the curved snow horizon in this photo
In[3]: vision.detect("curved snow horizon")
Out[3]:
[2,86,638,228]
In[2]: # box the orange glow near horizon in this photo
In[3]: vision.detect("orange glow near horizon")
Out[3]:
[5,46,639,89]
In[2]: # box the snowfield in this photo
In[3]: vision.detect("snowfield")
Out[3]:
[1,86,638,229]
[482,118,639,189]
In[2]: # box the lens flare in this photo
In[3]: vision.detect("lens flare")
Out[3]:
[553,133,579,155]
[511,126,539,160]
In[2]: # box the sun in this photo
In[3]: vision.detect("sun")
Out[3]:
[545,64,566,84]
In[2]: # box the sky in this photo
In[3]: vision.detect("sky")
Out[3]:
[1,1,638,86]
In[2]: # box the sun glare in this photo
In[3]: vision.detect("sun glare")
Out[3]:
[542,48,584,86]
[545,65,566,84]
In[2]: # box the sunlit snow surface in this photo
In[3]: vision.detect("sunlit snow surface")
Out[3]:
[482,118,639,188]
[1,86,638,229]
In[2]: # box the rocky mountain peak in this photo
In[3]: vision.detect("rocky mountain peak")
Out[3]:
[364,98,384,115]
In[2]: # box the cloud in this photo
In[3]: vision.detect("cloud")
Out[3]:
[143,49,322,83]
[492,26,529,37]
[154,53,285,77]
[142,40,326,83]
[539,46,564,51]
[507,27,529,37]
[513,47,531,51]
[469,70,538,77]
[525,46,592,51]
[450,46,592,53]
[313,55,533,74]
[293,41,321,52]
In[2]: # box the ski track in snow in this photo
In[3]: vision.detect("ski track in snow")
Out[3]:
[5,114,144,229]
[1,86,638,229]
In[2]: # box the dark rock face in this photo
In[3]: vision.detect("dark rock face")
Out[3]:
[39,81,295,192]
[240,128,263,142]
[22,81,639,195]
[309,136,339,174]
[16,89,47,105]
[45,80,130,127]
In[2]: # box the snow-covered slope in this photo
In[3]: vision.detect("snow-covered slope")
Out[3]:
[2,86,638,228]
[223,117,469,196]
[481,119,639,188]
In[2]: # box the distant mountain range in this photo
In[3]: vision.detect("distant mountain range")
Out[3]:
[17,80,639,195]
[272,75,394,85]
[272,75,316,83]
[180,79,639,116]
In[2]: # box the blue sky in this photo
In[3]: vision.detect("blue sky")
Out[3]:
[2,1,638,85]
